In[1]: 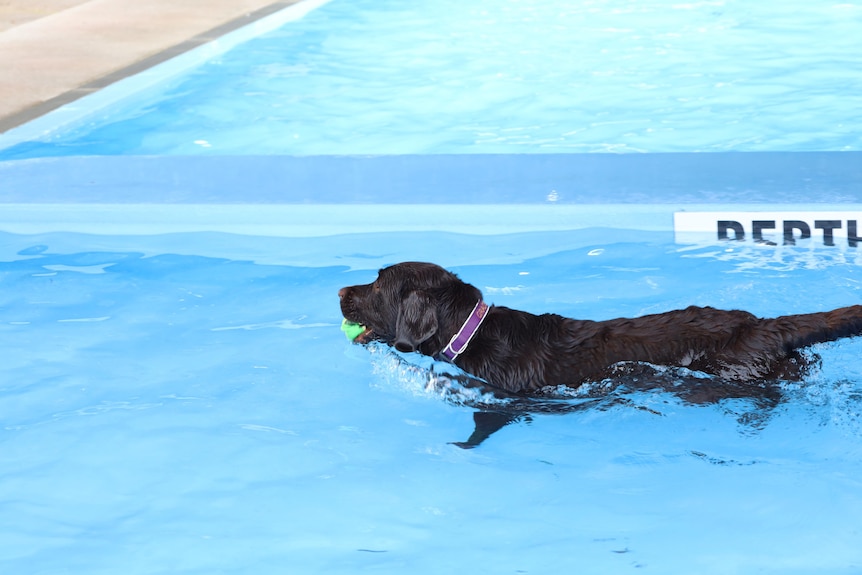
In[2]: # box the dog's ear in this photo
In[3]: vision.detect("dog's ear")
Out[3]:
[394,290,438,353]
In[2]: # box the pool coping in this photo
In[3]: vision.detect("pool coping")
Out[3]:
[0,0,320,135]
[4,152,861,203]
[3,201,862,240]
[3,153,862,243]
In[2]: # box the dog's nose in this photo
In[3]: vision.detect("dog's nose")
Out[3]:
[338,287,348,299]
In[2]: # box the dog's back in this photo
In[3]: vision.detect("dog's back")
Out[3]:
[458,304,862,392]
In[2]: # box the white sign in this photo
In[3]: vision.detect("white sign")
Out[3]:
[674,211,862,247]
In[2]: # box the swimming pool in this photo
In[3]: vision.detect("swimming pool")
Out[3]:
[1,0,861,156]
[2,0,862,573]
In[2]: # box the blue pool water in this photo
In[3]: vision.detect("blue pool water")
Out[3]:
[2,229,862,573]
[2,0,862,572]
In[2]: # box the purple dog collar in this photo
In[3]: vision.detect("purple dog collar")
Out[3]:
[441,300,489,362]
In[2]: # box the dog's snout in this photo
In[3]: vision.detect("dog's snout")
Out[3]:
[338,287,349,299]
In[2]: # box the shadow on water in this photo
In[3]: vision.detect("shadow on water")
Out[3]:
[366,344,790,448]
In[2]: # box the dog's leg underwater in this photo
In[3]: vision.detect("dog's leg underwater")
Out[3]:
[450,411,529,449]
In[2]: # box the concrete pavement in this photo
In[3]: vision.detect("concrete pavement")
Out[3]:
[0,0,302,133]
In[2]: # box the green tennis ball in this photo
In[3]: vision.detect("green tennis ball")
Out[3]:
[341,318,366,342]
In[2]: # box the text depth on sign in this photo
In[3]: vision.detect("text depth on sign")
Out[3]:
[673,212,862,247]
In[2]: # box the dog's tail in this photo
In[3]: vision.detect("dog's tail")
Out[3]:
[770,304,862,351]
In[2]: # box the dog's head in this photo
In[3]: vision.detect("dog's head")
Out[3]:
[339,262,481,354]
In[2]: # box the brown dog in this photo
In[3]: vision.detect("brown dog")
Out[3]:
[339,262,862,396]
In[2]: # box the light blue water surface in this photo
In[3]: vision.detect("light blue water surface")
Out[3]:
[1,0,861,157]
[2,230,862,573]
